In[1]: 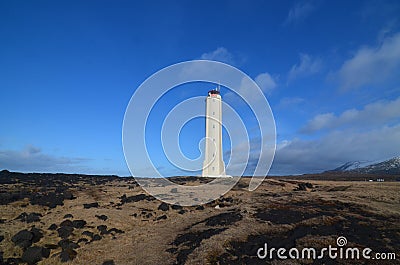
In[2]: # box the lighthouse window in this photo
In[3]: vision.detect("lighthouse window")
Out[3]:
[212,167,215,171]
[213,153,215,157]
[213,124,215,128]
[212,111,215,115]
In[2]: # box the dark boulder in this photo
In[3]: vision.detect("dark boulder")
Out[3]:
[21,246,50,265]
[97,225,108,235]
[60,248,77,262]
[16,212,42,223]
[92,234,102,241]
[102,260,115,265]
[58,239,79,250]
[108,228,124,234]
[83,202,99,209]
[156,215,167,220]
[60,220,73,227]
[57,226,74,239]
[95,214,108,221]
[63,214,73,219]
[82,231,94,238]
[30,227,43,243]
[171,204,183,210]
[72,220,86,228]
[48,224,58,230]
[11,229,34,248]
[158,202,169,211]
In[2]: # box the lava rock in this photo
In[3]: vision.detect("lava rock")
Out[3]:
[0,235,4,243]
[63,214,73,219]
[11,229,34,248]
[21,246,50,265]
[156,215,167,220]
[48,223,58,230]
[171,204,183,210]
[58,239,79,250]
[158,202,169,211]
[92,234,102,241]
[30,227,43,243]
[170,188,178,193]
[97,225,108,234]
[102,260,115,265]
[60,248,77,262]
[95,214,108,221]
[16,212,42,223]
[178,210,187,215]
[83,202,99,209]
[195,205,205,210]
[77,238,88,243]
[57,226,74,239]
[72,219,86,228]
[82,231,94,238]
[108,228,124,234]
[60,220,73,227]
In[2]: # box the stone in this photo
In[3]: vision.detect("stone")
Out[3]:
[60,248,77,262]
[60,220,73,227]
[58,239,79,250]
[83,202,99,209]
[11,229,33,248]
[95,214,108,221]
[72,219,86,228]
[171,204,183,210]
[102,260,115,265]
[30,227,43,243]
[92,234,102,241]
[108,228,124,234]
[97,225,108,235]
[57,226,74,239]
[48,224,58,230]
[21,246,50,265]
[63,214,73,219]
[156,215,167,220]
[158,202,169,211]
[82,231,94,238]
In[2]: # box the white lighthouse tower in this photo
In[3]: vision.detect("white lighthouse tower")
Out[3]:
[202,88,227,177]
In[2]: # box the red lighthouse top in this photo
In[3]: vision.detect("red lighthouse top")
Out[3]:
[208,90,220,96]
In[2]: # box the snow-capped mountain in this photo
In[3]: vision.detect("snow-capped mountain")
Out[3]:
[329,156,400,175]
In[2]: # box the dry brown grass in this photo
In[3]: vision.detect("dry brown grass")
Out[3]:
[0,177,399,264]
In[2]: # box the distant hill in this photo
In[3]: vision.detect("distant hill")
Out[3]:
[327,156,400,175]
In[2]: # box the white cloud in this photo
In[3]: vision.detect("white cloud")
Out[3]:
[254,72,277,93]
[200,47,235,65]
[283,1,316,25]
[288,53,322,82]
[223,72,277,105]
[0,145,90,173]
[336,32,400,90]
[278,97,305,108]
[301,96,400,133]
[270,124,400,174]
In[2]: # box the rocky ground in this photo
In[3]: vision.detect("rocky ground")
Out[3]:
[0,170,399,264]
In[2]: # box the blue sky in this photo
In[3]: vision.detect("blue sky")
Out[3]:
[1,0,399,176]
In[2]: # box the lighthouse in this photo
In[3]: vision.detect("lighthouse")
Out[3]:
[202,88,227,177]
